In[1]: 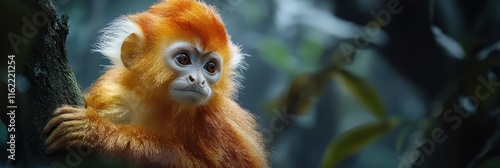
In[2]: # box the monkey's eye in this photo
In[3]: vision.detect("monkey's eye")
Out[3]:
[175,52,191,65]
[203,61,217,73]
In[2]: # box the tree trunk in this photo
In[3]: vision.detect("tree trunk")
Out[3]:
[2,0,85,167]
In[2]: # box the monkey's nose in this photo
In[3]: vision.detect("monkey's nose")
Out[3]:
[188,75,205,87]
[200,80,206,87]
[188,75,195,83]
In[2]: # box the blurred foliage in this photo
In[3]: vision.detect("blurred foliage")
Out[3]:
[256,0,500,167]
[261,35,397,167]
[258,37,295,73]
[321,118,400,168]
[334,70,386,119]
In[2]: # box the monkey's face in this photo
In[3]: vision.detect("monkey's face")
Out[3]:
[165,42,222,105]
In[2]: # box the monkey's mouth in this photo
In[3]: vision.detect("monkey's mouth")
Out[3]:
[173,88,207,97]
[171,87,209,105]
[169,84,211,105]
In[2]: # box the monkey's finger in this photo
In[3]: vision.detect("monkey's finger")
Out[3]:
[53,106,84,115]
[45,121,84,146]
[46,144,60,154]
[67,139,92,149]
[46,130,86,154]
[43,112,86,133]
[46,136,67,154]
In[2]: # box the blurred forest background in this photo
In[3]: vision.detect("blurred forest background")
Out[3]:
[2,0,500,167]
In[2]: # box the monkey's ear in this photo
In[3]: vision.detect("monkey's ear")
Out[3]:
[120,33,142,69]
[93,16,143,68]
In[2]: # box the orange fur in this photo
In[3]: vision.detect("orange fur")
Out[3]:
[44,0,267,167]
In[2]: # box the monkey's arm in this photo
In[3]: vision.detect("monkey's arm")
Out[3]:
[43,106,190,166]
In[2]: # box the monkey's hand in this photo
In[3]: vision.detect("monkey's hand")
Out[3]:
[43,106,187,166]
[43,106,94,154]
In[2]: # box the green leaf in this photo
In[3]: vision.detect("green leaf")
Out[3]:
[298,38,323,67]
[334,70,386,119]
[257,37,294,73]
[320,119,400,168]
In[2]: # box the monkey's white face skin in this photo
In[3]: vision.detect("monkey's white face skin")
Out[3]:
[165,42,222,105]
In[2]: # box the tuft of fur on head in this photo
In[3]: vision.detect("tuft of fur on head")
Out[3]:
[93,16,144,67]
[228,43,248,95]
